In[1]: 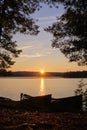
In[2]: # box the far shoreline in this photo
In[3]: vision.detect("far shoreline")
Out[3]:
[0,70,87,78]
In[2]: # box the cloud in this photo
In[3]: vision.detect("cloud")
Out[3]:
[36,16,57,27]
[18,45,32,50]
[19,48,56,59]
[20,53,45,58]
[38,16,57,25]
[38,16,57,21]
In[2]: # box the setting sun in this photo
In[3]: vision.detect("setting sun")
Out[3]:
[40,69,45,75]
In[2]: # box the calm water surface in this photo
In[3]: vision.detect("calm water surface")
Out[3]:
[0,78,87,100]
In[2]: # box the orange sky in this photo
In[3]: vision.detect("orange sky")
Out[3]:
[11,5,87,72]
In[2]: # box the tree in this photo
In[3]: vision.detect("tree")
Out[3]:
[0,0,40,69]
[75,79,87,111]
[0,0,60,69]
[45,0,87,66]
[2,0,87,69]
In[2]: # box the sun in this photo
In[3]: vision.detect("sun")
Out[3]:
[40,69,45,75]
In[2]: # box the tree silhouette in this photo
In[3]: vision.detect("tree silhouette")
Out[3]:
[0,0,40,69]
[1,0,87,69]
[0,0,59,69]
[75,79,87,111]
[45,0,87,66]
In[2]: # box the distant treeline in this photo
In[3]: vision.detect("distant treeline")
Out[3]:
[0,69,87,78]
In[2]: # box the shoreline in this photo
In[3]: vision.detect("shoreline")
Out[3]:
[0,95,87,129]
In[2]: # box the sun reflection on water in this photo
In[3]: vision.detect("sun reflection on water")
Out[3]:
[39,78,45,95]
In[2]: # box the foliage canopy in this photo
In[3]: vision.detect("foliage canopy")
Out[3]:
[0,0,59,69]
[46,0,87,66]
[0,0,87,69]
[0,0,41,69]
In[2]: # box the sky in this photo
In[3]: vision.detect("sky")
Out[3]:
[11,4,87,72]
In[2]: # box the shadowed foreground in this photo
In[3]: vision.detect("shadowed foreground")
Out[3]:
[0,95,86,130]
[0,94,82,112]
[0,109,87,130]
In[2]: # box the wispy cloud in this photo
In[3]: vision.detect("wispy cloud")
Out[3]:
[38,16,57,21]
[20,53,45,58]
[19,48,56,59]
[36,16,57,27]
[18,45,32,50]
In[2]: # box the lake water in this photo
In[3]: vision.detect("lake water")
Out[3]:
[0,77,87,101]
